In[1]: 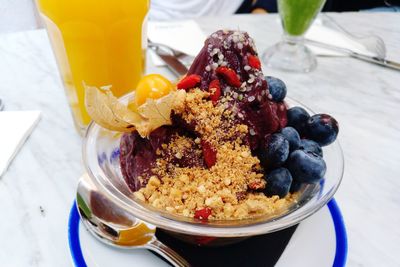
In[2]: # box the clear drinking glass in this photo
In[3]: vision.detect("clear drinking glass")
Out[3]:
[262,0,326,72]
[35,0,149,134]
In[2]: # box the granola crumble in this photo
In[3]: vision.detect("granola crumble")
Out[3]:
[133,89,297,220]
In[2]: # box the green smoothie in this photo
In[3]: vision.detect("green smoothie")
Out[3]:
[279,0,326,36]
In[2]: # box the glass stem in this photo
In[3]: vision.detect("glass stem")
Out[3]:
[283,34,305,46]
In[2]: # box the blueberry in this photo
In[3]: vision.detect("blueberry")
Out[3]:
[287,150,326,183]
[299,139,323,157]
[264,168,293,198]
[266,76,287,102]
[281,127,300,151]
[289,180,303,193]
[287,107,310,136]
[259,133,289,169]
[306,114,339,146]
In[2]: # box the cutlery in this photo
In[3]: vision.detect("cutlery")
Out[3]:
[305,39,400,71]
[148,41,190,76]
[76,173,190,267]
[321,14,387,58]
[148,41,194,62]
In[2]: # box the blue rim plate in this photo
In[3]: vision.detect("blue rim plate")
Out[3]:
[68,199,347,267]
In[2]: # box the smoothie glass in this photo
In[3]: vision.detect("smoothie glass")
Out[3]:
[35,0,150,134]
[262,0,326,72]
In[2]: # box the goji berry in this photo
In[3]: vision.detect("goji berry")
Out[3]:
[201,140,217,168]
[208,79,221,105]
[194,207,212,220]
[177,74,201,90]
[215,67,241,87]
[248,54,261,70]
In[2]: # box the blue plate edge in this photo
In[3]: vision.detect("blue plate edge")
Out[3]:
[328,199,348,267]
[68,202,87,267]
[68,199,348,267]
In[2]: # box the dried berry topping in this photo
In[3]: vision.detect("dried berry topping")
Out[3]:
[248,54,261,70]
[194,207,212,220]
[248,180,266,190]
[208,79,221,105]
[201,140,217,168]
[236,191,246,201]
[215,66,241,87]
[177,74,201,90]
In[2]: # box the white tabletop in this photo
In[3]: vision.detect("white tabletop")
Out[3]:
[0,13,399,267]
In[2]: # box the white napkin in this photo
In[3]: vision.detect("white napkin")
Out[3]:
[0,111,41,177]
[148,20,206,66]
[306,18,375,57]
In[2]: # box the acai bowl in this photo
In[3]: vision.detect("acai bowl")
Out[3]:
[81,30,344,246]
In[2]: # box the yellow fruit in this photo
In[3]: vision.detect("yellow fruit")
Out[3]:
[133,74,174,108]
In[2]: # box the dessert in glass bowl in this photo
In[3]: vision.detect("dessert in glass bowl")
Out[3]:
[83,30,343,245]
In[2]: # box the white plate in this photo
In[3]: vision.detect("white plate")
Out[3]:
[68,199,347,267]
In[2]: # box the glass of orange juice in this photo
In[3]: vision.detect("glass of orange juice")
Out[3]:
[35,0,149,134]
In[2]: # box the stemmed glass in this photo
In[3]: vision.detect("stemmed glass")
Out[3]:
[262,0,327,72]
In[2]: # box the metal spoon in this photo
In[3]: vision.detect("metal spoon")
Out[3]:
[76,173,190,267]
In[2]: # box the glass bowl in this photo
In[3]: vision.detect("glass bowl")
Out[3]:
[82,96,344,245]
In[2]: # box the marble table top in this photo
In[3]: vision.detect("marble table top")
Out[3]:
[0,13,399,267]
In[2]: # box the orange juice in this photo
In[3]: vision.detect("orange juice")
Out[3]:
[36,0,149,132]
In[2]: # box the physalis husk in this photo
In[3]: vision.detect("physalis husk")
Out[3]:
[85,84,186,137]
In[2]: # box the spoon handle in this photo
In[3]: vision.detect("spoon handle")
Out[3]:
[147,239,190,267]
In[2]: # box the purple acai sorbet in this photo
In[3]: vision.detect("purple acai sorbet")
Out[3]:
[120,30,288,192]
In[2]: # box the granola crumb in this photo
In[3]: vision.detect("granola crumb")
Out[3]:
[134,89,298,220]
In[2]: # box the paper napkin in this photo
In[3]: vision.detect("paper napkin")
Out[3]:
[0,111,41,177]
[148,20,206,66]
